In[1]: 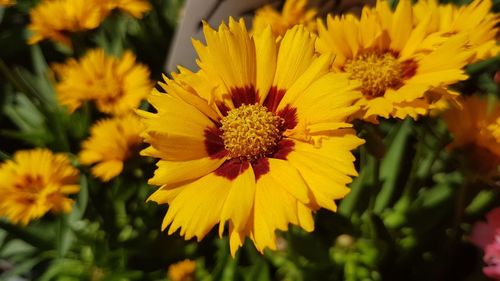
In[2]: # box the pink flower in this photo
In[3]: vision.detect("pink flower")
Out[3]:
[471,207,500,280]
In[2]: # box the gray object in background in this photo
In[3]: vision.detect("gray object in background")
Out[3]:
[165,0,269,73]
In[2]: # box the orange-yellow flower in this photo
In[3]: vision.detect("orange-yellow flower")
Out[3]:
[413,0,500,62]
[54,49,151,116]
[79,115,144,182]
[168,260,196,281]
[100,0,151,18]
[316,0,473,122]
[0,0,15,7]
[252,0,317,37]
[140,18,363,256]
[28,0,105,45]
[444,96,500,174]
[0,149,80,225]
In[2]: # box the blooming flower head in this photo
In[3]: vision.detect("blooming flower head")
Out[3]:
[54,49,151,116]
[99,0,151,19]
[0,149,80,225]
[79,114,144,182]
[316,0,473,122]
[471,207,500,280]
[140,18,364,256]
[444,96,500,174]
[168,259,196,281]
[413,0,500,62]
[28,0,105,45]
[252,0,317,37]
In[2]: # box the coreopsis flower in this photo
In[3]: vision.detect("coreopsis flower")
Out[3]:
[0,149,80,225]
[252,0,317,37]
[168,260,196,281]
[0,0,15,7]
[413,0,500,62]
[316,0,473,121]
[444,96,500,174]
[54,49,151,116]
[28,0,105,45]
[140,18,364,256]
[471,207,500,280]
[99,0,151,18]
[79,115,144,182]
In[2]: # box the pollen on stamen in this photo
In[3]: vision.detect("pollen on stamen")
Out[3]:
[344,52,403,98]
[220,104,284,160]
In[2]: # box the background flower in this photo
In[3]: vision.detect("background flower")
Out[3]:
[53,49,152,116]
[413,0,500,62]
[79,114,144,182]
[0,149,80,225]
[471,208,500,280]
[316,0,473,121]
[444,96,500,174]
[168,259,196,281]
[252,0,317,37]
[28,0,106,45]
[99,0,152,18]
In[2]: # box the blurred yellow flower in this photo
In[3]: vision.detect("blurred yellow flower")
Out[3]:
[252,0,317,37]
[0,149,80,225]
[316,0,473,122]
[140,18,363,256]
[54,49,151,116]
[28,0,105,45]
[444,96,500,174]
[0,0,15,7]
[168,259,196,281]
[413,0,500,62]
[79,115,144,182]
[100,0,151,18]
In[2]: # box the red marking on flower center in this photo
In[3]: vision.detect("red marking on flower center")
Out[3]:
[212,140,295,180]
[214,159,250,180]
[252,158,270,181]
[277,105,298,130]
[400,59,418,80]
[273,139,295,160]
[230,85,259,108]
[216,101,230,117]
[204,127,227,159]
[265,87,286,112]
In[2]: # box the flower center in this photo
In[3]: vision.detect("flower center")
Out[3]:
[221,104,284,160]
[344,52,402,98]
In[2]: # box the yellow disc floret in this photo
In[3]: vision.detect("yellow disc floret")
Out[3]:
[344,52,402,98]
[221,104,284,160]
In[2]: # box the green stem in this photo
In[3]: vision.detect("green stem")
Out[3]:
[0,58,30,94]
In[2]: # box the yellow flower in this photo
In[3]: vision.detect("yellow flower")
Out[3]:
[79,114,144,182]
[444,96,500,174]
[0,149,80,225]
[54,49,151,116]
[316,0,473,122]
[28,0,106,45]
[99,0,151,18]
[140,18,364,256]
[252,0,317,37]
[168,259,196,281]
[0,0,15,7]
[413,0,500,62]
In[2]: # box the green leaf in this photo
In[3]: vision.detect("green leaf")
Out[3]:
[375,119,413,213]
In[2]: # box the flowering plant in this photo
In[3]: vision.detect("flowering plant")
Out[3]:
[0,0,498,280]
